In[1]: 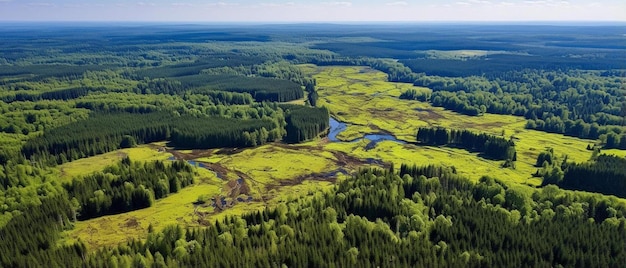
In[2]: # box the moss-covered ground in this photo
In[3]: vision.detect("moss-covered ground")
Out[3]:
[312,66,604,186]
[63,65,626,250]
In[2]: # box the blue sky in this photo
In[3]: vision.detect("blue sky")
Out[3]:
[0,0,624,22]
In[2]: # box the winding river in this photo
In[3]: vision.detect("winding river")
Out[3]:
[328,117,406,149]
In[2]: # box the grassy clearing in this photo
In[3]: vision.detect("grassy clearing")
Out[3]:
[599,149,626,158]
[62,65,626,250]
[55,145,172,183]
[325,140,539,185]
[313,66,622,187]
[64,182,221,249]
[315,66,519,142]
[197,144,337,185]
[64,141,343,250]
[64,167,335,250]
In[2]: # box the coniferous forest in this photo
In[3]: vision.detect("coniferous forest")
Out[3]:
[416,127,516,161]
[0,23,625,267]
[2,167,625,267]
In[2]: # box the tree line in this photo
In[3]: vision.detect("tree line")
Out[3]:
[21,107,329,165]
[407,70,626,139]
[20,112,276,165]
[282,105,330,143]
[169,118,278,149]
[4,164,624,267]
[416,127,516,161]
[64,158,194,220]
[135,78,255,105]
[0,86,107,103]
[541,154,626,198]
[0,195,85,267]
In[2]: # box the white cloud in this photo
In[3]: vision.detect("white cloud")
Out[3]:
[27,2,55,7]
[519,0,572,7]
[386,1,408,6]
[171,3,195,7]
[205,2,239,7]
[1,0,625,22]
[260,2,296,7]
[136,2,156,7]
[467,0,491,4]
[523,0,546,5]
[497,1,516,7]
[322,2,352,7]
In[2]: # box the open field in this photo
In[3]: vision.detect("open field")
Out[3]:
[63,65,626,250]
[63,153,336,249]
[422,50,528,60]
[313,66,610,186]
[314,66,521,141]
[55,145,173,183]
[196,144,337,184]
[63,182,221,249]
[62,142,345,249]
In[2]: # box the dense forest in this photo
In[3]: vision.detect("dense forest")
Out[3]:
[65,158,195,220]
[540,153,626,199]
[1,23,625,267]
[416,127,516,161]
[20,107,328,164]
[404,70,626,143]
[1,166,625,267]
[282,105,330,143]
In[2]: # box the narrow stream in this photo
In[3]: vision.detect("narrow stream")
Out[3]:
[168,157,226,180]
[329,117,406,149]
[328,118,347,142]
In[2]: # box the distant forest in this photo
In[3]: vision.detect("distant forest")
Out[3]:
[0,24,625,267]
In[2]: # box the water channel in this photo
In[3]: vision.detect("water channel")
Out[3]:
[328,117,406,149]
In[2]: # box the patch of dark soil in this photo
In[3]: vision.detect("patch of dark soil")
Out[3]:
[197,162,229,180]
[415,108,445,120]
[278,169,346,187]
[226,177,251,197]
[214,148,247,155]
[165,148,194,160]
[122,217,140,229]
[331,151,388,168]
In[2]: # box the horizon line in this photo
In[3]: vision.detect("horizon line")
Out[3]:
[0,20,625,26]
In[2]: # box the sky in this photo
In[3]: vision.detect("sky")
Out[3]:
[0,0,624,22]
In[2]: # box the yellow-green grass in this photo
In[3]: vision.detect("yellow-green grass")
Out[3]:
[55,145,172,183]
[324,140,539,185]
[315,66,521,141]
[312,66,624,187]
[196,144,337,185]
[297,64,319,76]
[62,65,626,250]
[601,149,626,158]
[63,142,342,249]
[63,170,334,250]
[64,182,221,249]
[426,49,491,59]
[207,180,335,224]
[423,50,526,60]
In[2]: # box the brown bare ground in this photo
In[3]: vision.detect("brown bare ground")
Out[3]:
[122,217,140,229]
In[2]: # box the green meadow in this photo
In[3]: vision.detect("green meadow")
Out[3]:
[314,66,598,185]
[61,65,624,250]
